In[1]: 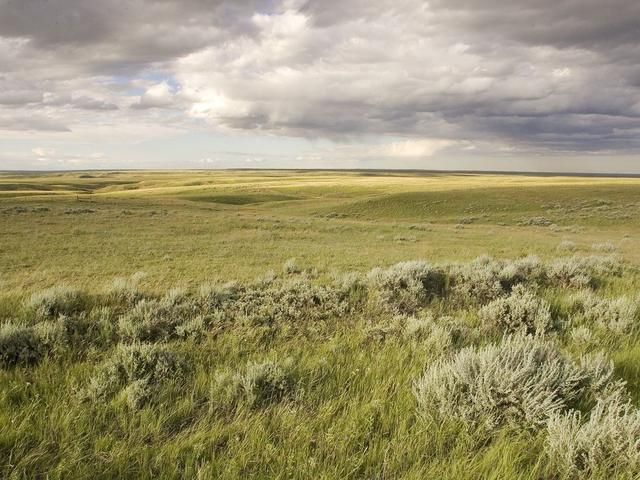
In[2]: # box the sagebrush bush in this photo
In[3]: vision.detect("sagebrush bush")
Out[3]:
[414,335,613,433]
[549,256,622,289]
[105,272,145,304]
[283,258,301,274]
[447,256,505,305]
[546,391,640,478]
[569,326,594,347]
[557,240,578,252]
[117,297,197,342]
[368,261,446,313]
[205,279,351,326]
[175,315,206,340]
[26,285,86,317]
[479,284,552,335]
[0,323,46,368]
[212,359,296,408]
[570,291,637,334]
[86,343,189,407]
[33,320,67,353]
[591,242,616,253]
[239,359,296,407]
[403,315,455,353]
[498,255,547,290]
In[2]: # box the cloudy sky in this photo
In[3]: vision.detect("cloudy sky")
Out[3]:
[0,0,639,172]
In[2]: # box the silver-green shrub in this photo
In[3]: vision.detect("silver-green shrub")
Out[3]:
[546,390,640,478]
[105,272,145,304]
[446,256,505,305]
[117,296,198,342]
[26,285,86,317]
[0,323,46,368]
[239,359,295,407]
[549,256,622,289]
[213,359,296,408]
[569,291,637,334]
[283,258,301,274]
[367,261,445,313]
[414,335,613,433]
[479,284,552,335]
[86,342,189,407]
[557,240,578,252]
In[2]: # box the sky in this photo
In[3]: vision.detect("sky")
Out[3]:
[0,0,639,173]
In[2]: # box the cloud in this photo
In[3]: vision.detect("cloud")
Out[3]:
[132,82,175,109]
[0,113,71,132]
[381,139,455,157]
[0,0,639,170]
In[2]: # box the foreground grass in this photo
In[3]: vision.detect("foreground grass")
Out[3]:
[2,171,640,478]
[1,254,640,478]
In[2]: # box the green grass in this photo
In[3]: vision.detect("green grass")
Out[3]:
[1,170,640,478]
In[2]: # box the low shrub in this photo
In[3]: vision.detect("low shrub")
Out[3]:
[548,256,622,289]
[402,315,457,352]
[239,359,296,407]
[205,279,351,326]
[283,258,301,275]
[591,242,617,253]
[212,358,296,409]
[546,391,640,478]
[519,216,553,227]
[86,343,189,407]
[33,320,67,354]
[497,255,547,290]
[26,285,86,318]
[0,323,46,368]
[569,291,637,334]
[368,261,446,313]
[105,272,145,305]
[557,240,578,252]
[414,335,613,433]
[117,297,197,342]
[447,256,505,305]
[479,284,552,335]
[175,315,206,340]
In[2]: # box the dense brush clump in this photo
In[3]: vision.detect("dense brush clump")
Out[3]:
[26,285,86,318]
[86,343,189,408]
[548,256,622,289]
[445,256,504,305]
[201,278,352,326]
[0,323,45,368]
[105,272,145,305]
[557,240,578,252]
[283,258,301,274]
[367,261,446,313]
[238,359,296,407]
[212,359,296,408]
[569,291,638,334]
[402,315,456,353]
[546,391,640,477]
[117,292,200,342]
[497,255,547,290]
[414,335,613,433]
[479,284,552,335]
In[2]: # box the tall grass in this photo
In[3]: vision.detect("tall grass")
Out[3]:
[1,255,639,478]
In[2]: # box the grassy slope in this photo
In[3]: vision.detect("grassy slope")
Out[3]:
[1,171,640,479]
[1,170,639,293]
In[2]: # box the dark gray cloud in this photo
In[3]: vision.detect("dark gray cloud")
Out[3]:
[0,0,639,163]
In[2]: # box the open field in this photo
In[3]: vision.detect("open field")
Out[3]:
[2,170,640,478]
[2,170,640,293]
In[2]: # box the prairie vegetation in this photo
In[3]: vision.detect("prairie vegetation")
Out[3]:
[1,170,640,478]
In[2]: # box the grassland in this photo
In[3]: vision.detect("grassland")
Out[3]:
[1,170,640,479]
[2,170,640,293]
